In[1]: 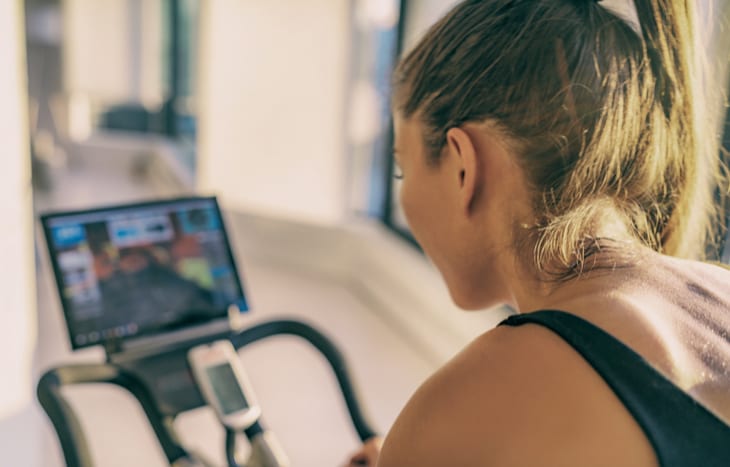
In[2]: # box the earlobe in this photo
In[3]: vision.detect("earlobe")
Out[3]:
[446,127,479,216]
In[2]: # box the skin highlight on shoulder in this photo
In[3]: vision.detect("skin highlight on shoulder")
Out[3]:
[378,323,658,467]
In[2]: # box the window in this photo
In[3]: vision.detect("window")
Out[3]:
[346,0,402,224]
[59,0,199,172]
[367,0,461,243]
[161,0,199,170]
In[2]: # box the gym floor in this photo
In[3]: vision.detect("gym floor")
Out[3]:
[28,151,437,467]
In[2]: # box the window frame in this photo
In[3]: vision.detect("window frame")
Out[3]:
[376,0,419,248]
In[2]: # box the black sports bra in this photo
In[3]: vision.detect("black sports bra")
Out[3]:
[499,310,730,467]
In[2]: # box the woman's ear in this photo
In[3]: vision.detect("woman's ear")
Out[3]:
[445,127,480,216]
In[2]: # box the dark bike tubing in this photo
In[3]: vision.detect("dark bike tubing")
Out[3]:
[37,364,189,466]
[228,319,378,443]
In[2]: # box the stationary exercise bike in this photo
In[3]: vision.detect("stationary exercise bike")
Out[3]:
[37,318,378,467]
[37,197,377,466]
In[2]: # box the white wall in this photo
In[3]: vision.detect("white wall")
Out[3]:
[0,0,35,420]
[196,0,350,224]
[63,0,163,107]
[401,0,460,52]
[0,1,39,464]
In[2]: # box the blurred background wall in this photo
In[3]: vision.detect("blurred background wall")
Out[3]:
[0,0,39,463]
[64,0,163,108]
[0,0,36,417]
[196,0,351,224]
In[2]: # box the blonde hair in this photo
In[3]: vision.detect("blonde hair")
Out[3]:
[393,0,724,278]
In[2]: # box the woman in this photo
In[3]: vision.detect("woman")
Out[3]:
[348,0,730,465]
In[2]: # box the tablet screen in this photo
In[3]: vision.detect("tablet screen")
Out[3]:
[42,197,248,350]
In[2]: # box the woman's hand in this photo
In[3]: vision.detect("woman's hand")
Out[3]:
[345,436,383,466]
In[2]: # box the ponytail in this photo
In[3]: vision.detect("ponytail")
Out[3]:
[634,0,719,259]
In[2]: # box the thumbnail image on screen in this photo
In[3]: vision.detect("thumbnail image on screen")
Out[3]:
[43,198,248,349]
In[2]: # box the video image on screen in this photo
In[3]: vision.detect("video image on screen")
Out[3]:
[45,199,247,349]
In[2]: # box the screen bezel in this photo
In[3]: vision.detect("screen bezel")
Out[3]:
[40,196,249,351]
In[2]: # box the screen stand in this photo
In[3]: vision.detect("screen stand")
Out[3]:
[227,304,246,332]
[100,306,248,415]
[103,336,124,361]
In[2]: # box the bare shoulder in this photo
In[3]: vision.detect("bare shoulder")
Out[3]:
[377,321,657,467]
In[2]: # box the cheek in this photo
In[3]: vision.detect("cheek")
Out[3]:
[399,179,438,255]
[399,180,420,232]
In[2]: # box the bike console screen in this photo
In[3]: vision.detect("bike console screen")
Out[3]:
[42,197,248,350]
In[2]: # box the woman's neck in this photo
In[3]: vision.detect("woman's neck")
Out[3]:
[507,239,652,313]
